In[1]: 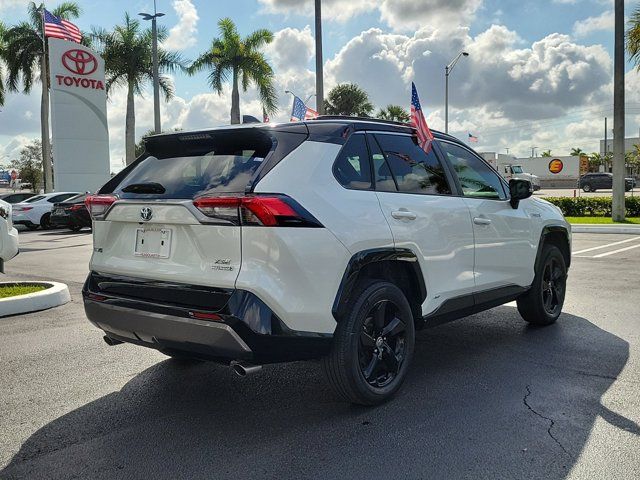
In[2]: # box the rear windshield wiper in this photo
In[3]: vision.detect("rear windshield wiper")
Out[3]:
[122,182,166,194]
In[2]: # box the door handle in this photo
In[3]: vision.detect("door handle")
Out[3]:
[391,210,417,220]
[473,217,492,225]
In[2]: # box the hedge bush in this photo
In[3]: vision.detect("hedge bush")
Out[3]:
[544,196,640,217]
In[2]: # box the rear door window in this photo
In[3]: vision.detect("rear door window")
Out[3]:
[373,134,452,195]
[25,195,45,203]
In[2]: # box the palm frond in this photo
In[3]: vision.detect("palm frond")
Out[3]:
[243,29,273,50]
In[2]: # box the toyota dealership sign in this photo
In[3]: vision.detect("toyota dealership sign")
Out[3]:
[48,38,110,192]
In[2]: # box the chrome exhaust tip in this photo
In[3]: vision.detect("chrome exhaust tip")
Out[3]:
[230,361,262,377]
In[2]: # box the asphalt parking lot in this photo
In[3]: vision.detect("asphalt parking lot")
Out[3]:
[1,230,639,479]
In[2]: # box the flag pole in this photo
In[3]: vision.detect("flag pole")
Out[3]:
[40,6,53,193]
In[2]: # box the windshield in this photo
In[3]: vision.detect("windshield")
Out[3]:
[511,165,523,174]
[25,195,44,203]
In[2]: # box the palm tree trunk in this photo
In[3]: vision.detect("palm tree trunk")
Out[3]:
[125,82,136,165]
[40,54,53,193]
[231,68,240,125]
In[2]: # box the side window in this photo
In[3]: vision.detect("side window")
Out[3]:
[374,134,452,195]
[440,142,507,200]
[333,134,372,190]
[368,134,397,192]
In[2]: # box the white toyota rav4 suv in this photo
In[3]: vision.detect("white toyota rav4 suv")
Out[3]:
[83,118,570,405]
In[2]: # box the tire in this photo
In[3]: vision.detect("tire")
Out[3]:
[40,213,51,230]
[517,244,567,326]
[70,225,82,232]
[582,184,591,192]
[26,224,39,231]
[322,280,415,405]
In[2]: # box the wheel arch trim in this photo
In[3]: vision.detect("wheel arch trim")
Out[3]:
[536,224,571,269]
[331,248,427,321]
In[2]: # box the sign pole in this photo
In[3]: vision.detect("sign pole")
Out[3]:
[40,8,53,193]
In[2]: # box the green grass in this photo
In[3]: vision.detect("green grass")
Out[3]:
[566,217,640,224]
[0,284,48,299]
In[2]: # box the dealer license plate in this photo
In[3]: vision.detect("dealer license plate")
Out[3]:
[134,227,172,259]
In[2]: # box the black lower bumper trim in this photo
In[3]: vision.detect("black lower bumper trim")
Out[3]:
[83,272,332,364]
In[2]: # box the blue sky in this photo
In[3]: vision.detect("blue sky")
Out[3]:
[1,0,639,169]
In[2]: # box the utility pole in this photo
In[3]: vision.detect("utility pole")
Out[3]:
[139,1,164,134]
[604,117,607,157]
[314,0,324,114]
[613,0,625,221]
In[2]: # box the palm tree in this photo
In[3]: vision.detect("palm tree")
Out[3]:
[541,150,552,157]
[188,18,277,125]
[377,105,410,123]
[570,147,584,156]
[92,14,183,165]
[589,152,603,172]
[2,2,81,191]
[627,6,640,67]
[324,83,373,116]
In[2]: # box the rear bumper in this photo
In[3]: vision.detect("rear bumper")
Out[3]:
[84,300,253,360]
[83,271,332,364]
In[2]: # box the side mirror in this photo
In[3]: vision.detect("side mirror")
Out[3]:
[509,179,533,209]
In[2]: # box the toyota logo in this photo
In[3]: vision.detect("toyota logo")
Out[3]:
[140,207,153,221]
[62,49,98,76]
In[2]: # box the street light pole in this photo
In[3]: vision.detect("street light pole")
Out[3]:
[139,1,165,135]
[444,51,469,134]
[612,0,625,221]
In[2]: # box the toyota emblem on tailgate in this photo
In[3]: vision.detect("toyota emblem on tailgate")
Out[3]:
[140,207,153,221]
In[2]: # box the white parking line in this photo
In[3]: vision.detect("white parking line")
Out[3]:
[573,236,640,255]
[592,243,640,258]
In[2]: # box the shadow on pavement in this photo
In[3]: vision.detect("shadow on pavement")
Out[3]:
[2,307,633,480]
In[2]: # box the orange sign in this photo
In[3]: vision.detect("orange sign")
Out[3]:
[549,159,564,174]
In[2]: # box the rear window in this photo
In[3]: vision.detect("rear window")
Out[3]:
[115,130,274,199]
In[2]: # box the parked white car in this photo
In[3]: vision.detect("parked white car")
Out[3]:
[12,192,80,230]
[0,199,19,273]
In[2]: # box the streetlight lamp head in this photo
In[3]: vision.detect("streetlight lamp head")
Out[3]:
[139,12,153,20]
[156,13,165,17]
[462,52,469,57]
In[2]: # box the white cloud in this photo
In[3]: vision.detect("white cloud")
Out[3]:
[258,0,375,22]
[573,10,614,37]
[265,26,315,73]
[163,0,199,51]
[0,0,28,11]
[379,0,483,32]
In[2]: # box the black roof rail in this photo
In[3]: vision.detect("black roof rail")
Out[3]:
[310,115,412,127]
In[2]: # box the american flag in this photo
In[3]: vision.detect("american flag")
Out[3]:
[290,96,318,122]
[410,82,434,152]
[468,133,479,143]
[43,9,82,43]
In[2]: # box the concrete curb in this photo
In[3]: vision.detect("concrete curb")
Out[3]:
[571,225,640,235]
[0,281,71,317]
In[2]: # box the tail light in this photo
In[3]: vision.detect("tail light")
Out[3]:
[193,194,323,228]
[85,195,117,219]
[14,206,33,212]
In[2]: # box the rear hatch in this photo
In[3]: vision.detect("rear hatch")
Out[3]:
[88,126,308,290]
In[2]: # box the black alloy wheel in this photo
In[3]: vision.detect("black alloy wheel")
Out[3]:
[323,281,415,405]
[540,256,566,317]
[517,244,567,326]
[358,300,408,388]
[582,184,592,192]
